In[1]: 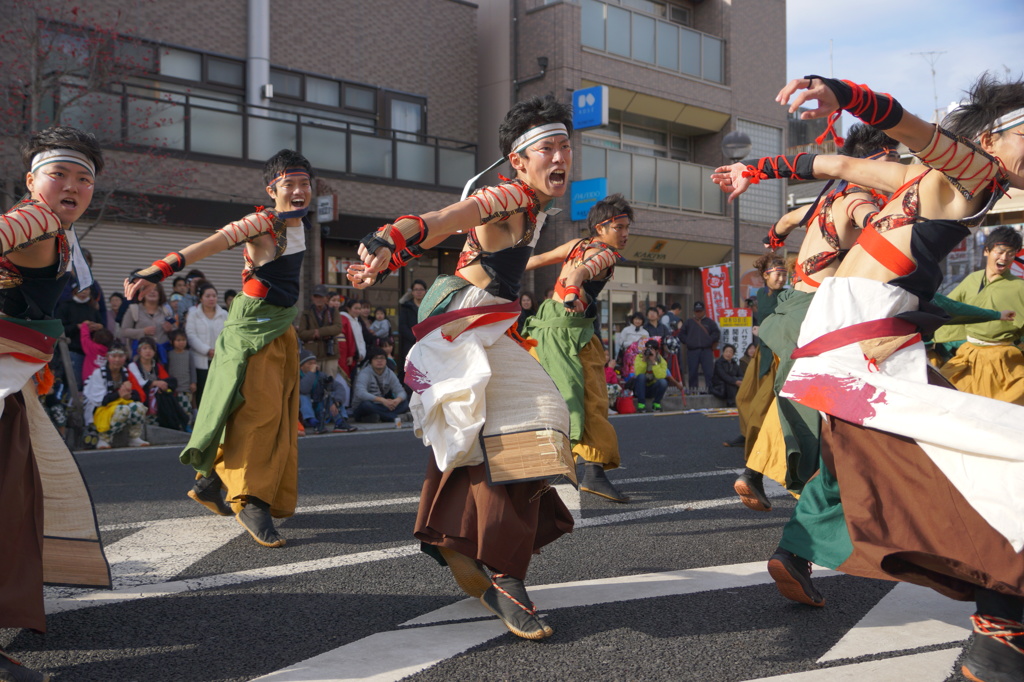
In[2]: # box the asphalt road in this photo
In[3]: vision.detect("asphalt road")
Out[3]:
[1,412,978,681]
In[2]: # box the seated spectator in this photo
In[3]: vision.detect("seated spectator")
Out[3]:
[711,343,744,407]
[130,337,190,431]
[298,349,357,433]
[84,343,149,449]
[378,336,399,374]
[604,347,623,408]
[166,329,197,426]
[632,339,669,412]
[370,306,392,341]
[617,312,650,359]
[79,321,114,387]
[352,347,409,424]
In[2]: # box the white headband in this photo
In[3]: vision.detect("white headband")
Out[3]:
[30,148,96,177]
[511,123,569,154]
[990,107,1024,135]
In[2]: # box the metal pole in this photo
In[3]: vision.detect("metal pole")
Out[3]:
[732,197,740,308]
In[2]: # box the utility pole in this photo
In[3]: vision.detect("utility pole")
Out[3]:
[912,51,946,122]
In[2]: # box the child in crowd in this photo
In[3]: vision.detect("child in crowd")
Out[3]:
[84,343,150,449]
[605,347,623,414]
[370,307,392,341]
[166,329,197,427]
[169,276,187,321]
[79,321,114,388]
[298,349,357,434]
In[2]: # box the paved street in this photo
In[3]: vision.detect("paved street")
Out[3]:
[3,412,977,681]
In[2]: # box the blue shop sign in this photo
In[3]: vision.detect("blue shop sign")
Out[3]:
[571,177,608,221]
[573,85,608,131]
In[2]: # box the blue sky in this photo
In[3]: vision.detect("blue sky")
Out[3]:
[786,0,1024,125]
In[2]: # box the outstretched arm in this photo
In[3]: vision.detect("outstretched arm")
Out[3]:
[124,209,279,300]
[776,76,936,153]
[527,239,576,271]
[712,154,906,203]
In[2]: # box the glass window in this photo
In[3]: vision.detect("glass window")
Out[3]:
[302,124,348,172]
[581,145,607,180]
[679,27,700,77]
[606,6,631,57]
[270,70,302,98]
[631,14,655,64]
[656,159,679,207]
[127,93,186,150]
[351,133,391,177]
[344,86,376,111]
[680,163,701,211]
[622,126,665,148]
[159,48,202,81]
[306,77,339,106]
[390,99,423,141]
[656,21,678,70]
[191,108,243,157]
[702,35,723,83]
[208,58,244,86]
[607,150,632,196]
[249,116,297,161]
[633,155,656,204]
[622,0,666,17]
[396,140,434,183]
[581,0,606,50]
[439,148,476,188]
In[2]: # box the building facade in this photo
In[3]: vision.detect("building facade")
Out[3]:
[477,0,789,345]
[1,0,788,350]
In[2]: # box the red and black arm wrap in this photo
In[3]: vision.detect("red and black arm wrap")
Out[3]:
[805,74,904,146]
[763,225,788,251]
[741,153,817,185]
[128,251,187,285]
[359,216,430,285]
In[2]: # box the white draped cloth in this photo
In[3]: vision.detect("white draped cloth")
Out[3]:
[780,277,1024,551]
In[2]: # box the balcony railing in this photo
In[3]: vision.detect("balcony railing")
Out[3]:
[59,82,477,190]
[581,144,724,215]
[580,0,724,84]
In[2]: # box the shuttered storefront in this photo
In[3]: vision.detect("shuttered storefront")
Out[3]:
[78,223,247,300]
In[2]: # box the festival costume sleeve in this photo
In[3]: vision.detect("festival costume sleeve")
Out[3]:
[913,127,1001,200]
[740,153,818,184]
[0,199,62,256]
[805,74,904,146]
[359,215,430,284]
[579,246,619,279]
[470,182,536,224]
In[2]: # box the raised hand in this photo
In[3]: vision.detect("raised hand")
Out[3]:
[776,77,839,118]
[710,162,753,203]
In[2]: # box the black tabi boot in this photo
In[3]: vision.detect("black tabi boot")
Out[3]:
[962,614,1024,682]
[438,546,491,598]
[722,434,745,447]
[767,547,825,607]
[236,496,285,548]
[479,574,553,640]
[188,472,233,516]
[580,462,630,503]
[0,649,51,682]
[734,467,772,512]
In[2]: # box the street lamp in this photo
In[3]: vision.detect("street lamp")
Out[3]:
[721,130,752,308]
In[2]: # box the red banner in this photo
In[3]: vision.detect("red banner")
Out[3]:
[700,264,732,322]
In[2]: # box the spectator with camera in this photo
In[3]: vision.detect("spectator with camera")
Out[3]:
[297,284,344,378]
[352,346,409,424]
[632,339,670,412]
[298,349,357,433]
